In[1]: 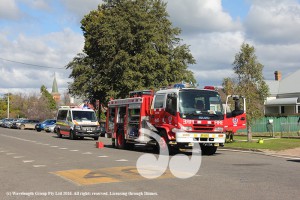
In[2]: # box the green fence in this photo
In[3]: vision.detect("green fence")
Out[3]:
[238,116,300,137]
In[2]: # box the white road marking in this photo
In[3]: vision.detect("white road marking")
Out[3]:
[14,156,24,158]
[6,153,16,155]
[82,152,92,154]
[98,155,108,158]
[115,159,128,162]
[0,150,8,153]
[70,150,79,152]
[50,146,58,148]
[33,165,46,168]
[59,148,68,150]
[23,160,35,163]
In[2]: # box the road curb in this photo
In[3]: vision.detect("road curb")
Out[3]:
[219,147,300,160]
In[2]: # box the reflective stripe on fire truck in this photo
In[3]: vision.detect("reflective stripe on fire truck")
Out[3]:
[175,132,226,143]
[177,133,225,138]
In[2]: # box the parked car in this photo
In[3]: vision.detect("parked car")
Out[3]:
[35,119,56,132]
[44,124,56,133]
[19,119,40,130]
[0,119,5,126]
[10,119,26,129]
[2,118,15,128]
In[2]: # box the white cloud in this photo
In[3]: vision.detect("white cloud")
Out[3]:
[241,0,300,81]
[193,68,234,87]
[21,0,51,11]
[173,0,300,85]
[245,0,300,44]
[254,42,300,80]
[60,0,101,19]
[1,0,300,94]
[186,31,245,69]
[0,0,22,20]
[163,0,246,86]
[166,0,242,34]
[0,28,83,91]
[179,31,244,86]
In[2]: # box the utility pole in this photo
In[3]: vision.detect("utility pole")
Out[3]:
[7,94,9,118]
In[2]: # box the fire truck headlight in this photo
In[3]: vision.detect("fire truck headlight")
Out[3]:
[172,126,192,133]
[214,127,224,132]
[182,126,192,131]
[172,128,180,133]
[75,125,81,130]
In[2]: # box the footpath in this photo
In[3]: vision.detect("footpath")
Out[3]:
[221,147,300,159]
[261,147,300,158]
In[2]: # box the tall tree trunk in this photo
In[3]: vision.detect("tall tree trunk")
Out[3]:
[247,125,252,142]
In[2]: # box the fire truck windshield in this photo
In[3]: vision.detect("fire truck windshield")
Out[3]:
[179,90,224,120]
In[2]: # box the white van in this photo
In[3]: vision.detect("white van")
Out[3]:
[55,106,101,140]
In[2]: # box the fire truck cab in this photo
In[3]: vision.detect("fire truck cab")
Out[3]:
[106,86,246,155]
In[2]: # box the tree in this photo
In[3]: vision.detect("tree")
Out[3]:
[40,85,57,110]
[67,0,196,105]
[222,43,269,142]
[0,94,10,118]
[9,93,25,118]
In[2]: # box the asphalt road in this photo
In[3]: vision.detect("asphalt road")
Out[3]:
[0,128,299,200]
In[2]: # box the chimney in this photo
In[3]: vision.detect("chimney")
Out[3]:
[274,71,281,81]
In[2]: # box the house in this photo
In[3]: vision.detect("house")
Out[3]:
[265,70,300,115]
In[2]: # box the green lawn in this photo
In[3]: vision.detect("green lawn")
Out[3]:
[224,136,300,151]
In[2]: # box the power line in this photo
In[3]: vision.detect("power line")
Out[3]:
[0,57,66,69]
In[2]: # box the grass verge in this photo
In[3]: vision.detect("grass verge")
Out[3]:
[224,136,300,151]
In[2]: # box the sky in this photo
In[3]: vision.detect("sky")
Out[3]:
[0,0,300,95]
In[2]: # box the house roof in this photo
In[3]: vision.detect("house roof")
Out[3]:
[278,69,300,94]
[265,80,280,96]
[265,69,300,96]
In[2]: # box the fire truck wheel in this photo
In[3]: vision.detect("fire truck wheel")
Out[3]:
[201,146,217,155]
[125,143,134,150]
[156,130,176,155]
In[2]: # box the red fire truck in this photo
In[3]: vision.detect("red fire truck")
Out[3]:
[106,85,246,155]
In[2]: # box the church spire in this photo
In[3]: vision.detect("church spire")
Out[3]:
[52,73,59,93]
[51,73,61,103]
